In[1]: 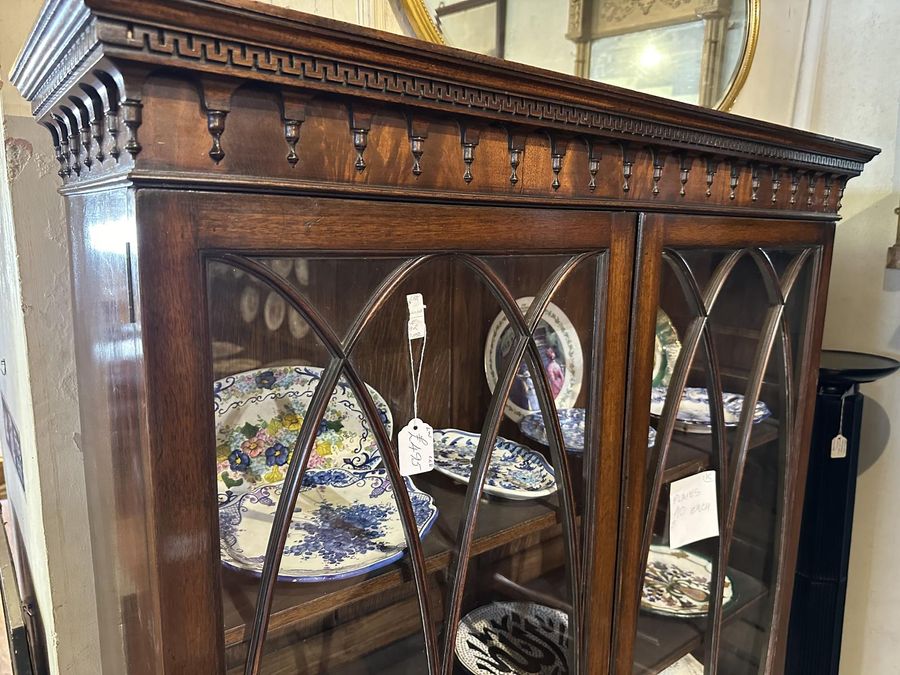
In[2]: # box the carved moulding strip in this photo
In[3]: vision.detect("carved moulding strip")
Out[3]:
[82,19,866,177]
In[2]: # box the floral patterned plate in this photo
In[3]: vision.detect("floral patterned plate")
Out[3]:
[641,545,733,617]
[214,366,391,497]
[218,468,437,582]
[433,429,557,500]
[456,602,569,675]
[650,386,772,434]
[519,408,657,452]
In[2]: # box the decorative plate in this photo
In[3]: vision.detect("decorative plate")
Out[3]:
[239,286,260,323]
[653,309,682,388]
[218,468,437,582]
[264,291,286,331]
[456,602,569,675]
[650,386,772,434]
[641,545,733,617]
[433,429,556,500]
[519,408,657,452]
[214,366,391,497]
[484,297,584,423]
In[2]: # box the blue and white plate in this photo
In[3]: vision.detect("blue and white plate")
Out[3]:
[218,468,437,582]
[213,366,392,498]
[519,408,657,451]
[650,386,772,434]
[433,429,557,500]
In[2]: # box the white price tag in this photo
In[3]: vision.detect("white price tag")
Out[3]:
[831,434,848,459]
[398,418,434,476]
[669,470,719,550]
[407,293,427,340]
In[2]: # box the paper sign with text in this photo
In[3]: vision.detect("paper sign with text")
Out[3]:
[669,470,719,549]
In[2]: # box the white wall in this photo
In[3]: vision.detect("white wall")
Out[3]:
[796,3,900,674]
[734,2,900,673]
[0,2,101,673]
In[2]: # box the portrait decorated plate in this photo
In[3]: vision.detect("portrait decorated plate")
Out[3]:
[649,386,772,434]
[218,468,437,582]
[484,297,583,423]
[433,429,556,500]
[456,602,569,675]
[653,309,682,388]
[214,366,391,497]
[641,545,733,617]
[519,408,658,452]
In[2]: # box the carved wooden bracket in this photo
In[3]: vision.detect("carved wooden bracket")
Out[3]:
[823,174,834,210]
[348,104,375,172]
[789,170,802,205]
[679,154,694,197]
[729,162,741,200]
[750,164,761,202]
[585,139,602,192]
[771,167,783,204]
[459,125,480,184]
[280,91,314,167]
[650,148,666,196]
[407,116,429,178]
[547,134,571,191]
[198,77,241,164]
[619,143,635,193]
[807,172,820,207]
[705,157,720,198]
[507,131,527,186]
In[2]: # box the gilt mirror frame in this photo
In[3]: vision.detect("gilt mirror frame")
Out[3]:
[399,0,760,111]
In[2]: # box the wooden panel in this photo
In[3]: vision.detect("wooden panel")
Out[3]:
[65,189,159,674]
[188,192,614,253]
[133,190,226,672]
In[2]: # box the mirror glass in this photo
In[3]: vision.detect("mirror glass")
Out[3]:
[413,0,756,109]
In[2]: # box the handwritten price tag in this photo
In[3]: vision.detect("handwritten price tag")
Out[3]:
[669,470,719,549]
[398,418,434,476]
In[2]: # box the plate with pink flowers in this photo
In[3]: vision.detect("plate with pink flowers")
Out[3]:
[214,366,392,499]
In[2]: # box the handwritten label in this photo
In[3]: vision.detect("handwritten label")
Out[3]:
[407,293,427,340]
[398,417,434,476]
[669,470,719,549]
[831,434,848,459]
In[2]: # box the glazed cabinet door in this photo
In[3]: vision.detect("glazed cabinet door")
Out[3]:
[163,190,635,675]
[614,215,833,675]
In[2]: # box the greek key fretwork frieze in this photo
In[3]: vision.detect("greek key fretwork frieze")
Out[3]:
[77,20,865,175]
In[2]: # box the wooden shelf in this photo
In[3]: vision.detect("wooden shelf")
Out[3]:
[222,471,563,655]
[632,565,768,674]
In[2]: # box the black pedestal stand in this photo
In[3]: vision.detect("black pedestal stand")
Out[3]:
[786,350,900,674]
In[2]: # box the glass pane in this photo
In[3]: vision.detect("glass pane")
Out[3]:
[207,248,609,673]
[633,247,818,674]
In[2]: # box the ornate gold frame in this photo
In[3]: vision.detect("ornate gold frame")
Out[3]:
[398,0,760,111]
